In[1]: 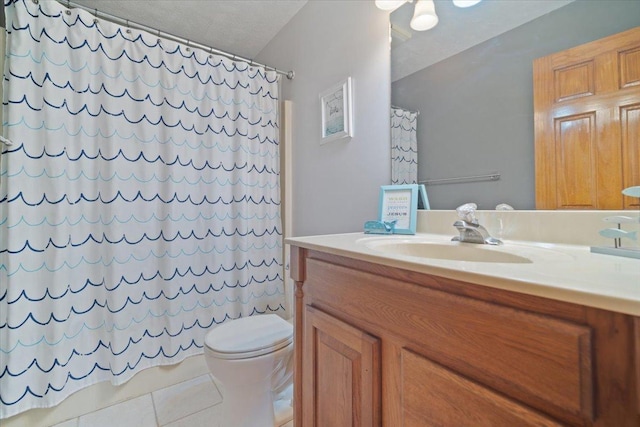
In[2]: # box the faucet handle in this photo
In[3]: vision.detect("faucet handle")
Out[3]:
[456,203,478,224]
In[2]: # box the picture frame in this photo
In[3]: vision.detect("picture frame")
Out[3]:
[378,184,419,235]
[418,184,430,210]
[319,77,353,143]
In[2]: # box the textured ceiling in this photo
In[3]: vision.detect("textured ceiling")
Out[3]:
[67,0,574,81]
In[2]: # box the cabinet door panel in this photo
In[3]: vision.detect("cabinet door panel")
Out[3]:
[401,349,563,427]
[303,305,381,427]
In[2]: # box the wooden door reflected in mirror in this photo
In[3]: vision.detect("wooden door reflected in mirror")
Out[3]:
[534,26,640,210]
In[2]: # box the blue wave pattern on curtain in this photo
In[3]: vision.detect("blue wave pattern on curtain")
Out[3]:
[0,0,284,417]
[391,107,418,185]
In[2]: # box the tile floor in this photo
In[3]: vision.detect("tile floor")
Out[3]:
[49,374,294,427]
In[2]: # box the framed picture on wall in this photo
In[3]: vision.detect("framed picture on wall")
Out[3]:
[378,184,419,235]
[319,77,353,143]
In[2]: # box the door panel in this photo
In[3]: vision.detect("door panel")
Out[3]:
[554,60,594,102]
[621,103,640,208]
[554,113,597,208]
[619,46,640,88]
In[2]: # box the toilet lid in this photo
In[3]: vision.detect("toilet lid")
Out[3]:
[205,314,293,359]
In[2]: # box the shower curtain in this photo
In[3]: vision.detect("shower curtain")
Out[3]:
[0,0,284,418]
[391,107,418,185]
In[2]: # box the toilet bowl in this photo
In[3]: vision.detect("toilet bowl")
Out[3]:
[204,314,294,427]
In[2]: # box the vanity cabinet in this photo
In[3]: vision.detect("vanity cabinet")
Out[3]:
[291,246,640,426]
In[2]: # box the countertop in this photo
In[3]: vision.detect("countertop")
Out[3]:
[286,232,640,316]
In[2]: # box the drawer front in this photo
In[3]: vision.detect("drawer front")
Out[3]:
[305,259,594,422]
[401,349,563,426]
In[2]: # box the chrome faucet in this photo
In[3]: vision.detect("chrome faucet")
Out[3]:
[451,203,502,245]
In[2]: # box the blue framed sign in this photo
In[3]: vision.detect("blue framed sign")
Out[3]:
[379,185,419,234]
[418,184,430,210]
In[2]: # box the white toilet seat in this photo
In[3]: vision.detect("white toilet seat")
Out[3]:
[205,314,293,360]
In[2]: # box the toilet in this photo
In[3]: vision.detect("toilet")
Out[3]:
[204,314,294,427]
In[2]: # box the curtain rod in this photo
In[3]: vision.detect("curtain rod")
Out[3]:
[58,0,295,80]
[391,104,420,115]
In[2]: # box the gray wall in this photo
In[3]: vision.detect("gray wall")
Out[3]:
[392,0,640,210]
[258,1,391,236]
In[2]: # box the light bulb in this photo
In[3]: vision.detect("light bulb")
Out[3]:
[410,0,438,31]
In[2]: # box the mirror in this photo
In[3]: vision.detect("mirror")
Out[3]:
[390,0,640,210]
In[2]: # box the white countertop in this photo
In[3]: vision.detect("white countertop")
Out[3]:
[286,232,640,317]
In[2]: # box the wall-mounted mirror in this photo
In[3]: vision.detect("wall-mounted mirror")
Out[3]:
[390,0,640,210]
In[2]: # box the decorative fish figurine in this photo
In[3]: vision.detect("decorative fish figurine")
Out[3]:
[603,215,640,224]
[622,186,640,198]
[599,228,638,241]
[364,220,398,235]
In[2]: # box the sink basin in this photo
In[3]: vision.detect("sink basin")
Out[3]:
[365,241,533,264]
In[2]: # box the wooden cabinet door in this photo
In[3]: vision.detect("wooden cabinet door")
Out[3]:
[534,26,640,209]
[400,349,564,426]
[302,305,381,427]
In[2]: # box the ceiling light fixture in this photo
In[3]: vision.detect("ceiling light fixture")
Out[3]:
[376,0,482,31]
[410,0,438,31]
[452,0,482,7]
[374,0,412,12]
